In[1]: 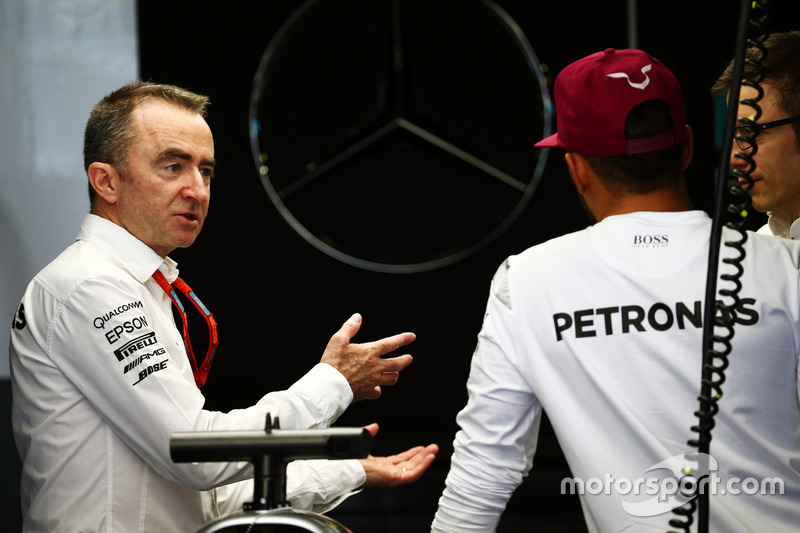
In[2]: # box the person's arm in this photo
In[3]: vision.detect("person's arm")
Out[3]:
[49,276,415,491]
[431,261,542,532]
[215,424,439,516]
[215,459,365,516]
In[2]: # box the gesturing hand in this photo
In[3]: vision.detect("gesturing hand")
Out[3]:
[359,423,439,488]
[320,313,415,402]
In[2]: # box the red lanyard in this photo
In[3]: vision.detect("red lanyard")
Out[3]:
[152,270,218,388]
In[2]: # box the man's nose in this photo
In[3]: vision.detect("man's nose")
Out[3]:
[183,169,210,203]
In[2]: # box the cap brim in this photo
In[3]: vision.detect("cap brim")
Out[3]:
[534,133,559,148]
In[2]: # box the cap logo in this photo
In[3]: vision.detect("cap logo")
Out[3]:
[606,63,652,90]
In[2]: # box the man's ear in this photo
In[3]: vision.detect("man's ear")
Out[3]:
[87,162,120,205]
[565,152,590,194]
[682,124,694,170]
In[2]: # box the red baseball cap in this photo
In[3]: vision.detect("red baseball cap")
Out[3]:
[535,48,686,156]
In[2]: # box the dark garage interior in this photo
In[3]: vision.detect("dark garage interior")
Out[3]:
[3,1,799,531]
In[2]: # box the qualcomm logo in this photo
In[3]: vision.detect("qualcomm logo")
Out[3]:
[607,63,652,90]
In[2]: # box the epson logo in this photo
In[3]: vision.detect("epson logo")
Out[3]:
[104,316,150,344]
[633,234,669,247]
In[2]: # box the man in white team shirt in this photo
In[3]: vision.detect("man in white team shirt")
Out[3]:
[712,31,800,239]
[431,48,800,532]
[10,82,438,533]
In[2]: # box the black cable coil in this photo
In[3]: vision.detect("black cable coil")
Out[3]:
[668,2,771,532]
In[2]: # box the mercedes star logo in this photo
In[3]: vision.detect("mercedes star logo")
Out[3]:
[250,0,552,273]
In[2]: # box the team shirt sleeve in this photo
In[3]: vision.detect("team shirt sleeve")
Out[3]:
[40,275,354,491]
[214,459,365,516]
[431,260,543,532]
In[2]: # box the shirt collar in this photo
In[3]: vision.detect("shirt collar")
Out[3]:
[76,214,180,283]
[766,209,800,239]
[600,209,709,225]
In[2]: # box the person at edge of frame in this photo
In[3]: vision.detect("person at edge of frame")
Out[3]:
[10,81,439,533]
[713,30,800,239]
[430,47,800,532]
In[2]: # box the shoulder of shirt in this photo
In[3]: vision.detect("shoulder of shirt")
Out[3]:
[755,222,773,235]
[31,240,138,304]
[30,215,163,303]
[511,226,594,272]
[489,226,594,310]
[744,228,800,267]
[490,212,711,309]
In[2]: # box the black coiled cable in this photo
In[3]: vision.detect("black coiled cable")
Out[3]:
[668,1,771,532]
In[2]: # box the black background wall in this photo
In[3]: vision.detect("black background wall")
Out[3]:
[135,1,789,531]
[4,1,797,532]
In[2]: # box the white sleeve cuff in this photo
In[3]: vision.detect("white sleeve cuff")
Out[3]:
[286,459,365,513]
[288,363,354,425]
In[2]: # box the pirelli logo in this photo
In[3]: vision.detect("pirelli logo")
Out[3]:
[113,332,158,361]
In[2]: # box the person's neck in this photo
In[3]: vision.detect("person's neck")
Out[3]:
[595,190,693,222]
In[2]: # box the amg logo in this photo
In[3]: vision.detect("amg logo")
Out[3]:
[633,234,669,247]
[123,348,167,374]
[113,332,158,361]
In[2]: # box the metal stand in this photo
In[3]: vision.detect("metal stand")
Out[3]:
[195,508,353,533]
[170,415,371,532]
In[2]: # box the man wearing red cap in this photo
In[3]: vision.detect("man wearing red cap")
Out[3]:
[431,49,800,532]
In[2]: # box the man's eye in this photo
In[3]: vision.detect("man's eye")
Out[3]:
[166,163,181,172]
[201,168,215,179]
